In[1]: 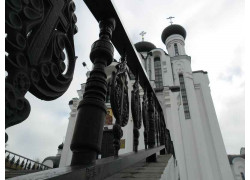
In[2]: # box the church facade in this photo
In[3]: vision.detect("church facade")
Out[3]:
[60,24,238,180]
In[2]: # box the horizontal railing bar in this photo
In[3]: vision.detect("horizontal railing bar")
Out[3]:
[8,146,165,180]
[83,0,164,113]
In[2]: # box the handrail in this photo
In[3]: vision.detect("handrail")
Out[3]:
[5,150,51,171]
[8,146,165,180]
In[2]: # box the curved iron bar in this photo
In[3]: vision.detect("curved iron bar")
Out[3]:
[131,74,142,152]
[142,89,149,150]
[5,0,78,142]
[110,57,129,156]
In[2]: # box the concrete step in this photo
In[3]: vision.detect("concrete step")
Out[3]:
[105,154,172,180]
[5,170,41,179]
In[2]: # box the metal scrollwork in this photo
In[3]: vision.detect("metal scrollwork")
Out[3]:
[142,90,149,149]
[5,0,78,141]
[131,76,142,152]
[155,110,159,146]
[147,92,155,148]
[110,57,129,156]
[160,116,165,146]
[165,129,171,154]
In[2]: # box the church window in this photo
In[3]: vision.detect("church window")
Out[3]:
[174,43,179,56]
[179,74,191,119]
[154,57,163,89]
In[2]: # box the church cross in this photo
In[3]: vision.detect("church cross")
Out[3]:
[167,16,175,25]
[139,31,146,41]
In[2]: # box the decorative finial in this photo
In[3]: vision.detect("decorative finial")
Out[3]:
[139,31,146,41]
[167,16,175,25]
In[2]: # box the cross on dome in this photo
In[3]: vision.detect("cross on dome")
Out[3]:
[167,16,175,25]
[139,31,146,41]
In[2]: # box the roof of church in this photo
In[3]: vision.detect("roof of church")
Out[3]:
[134,41,156,52]
[161,24,186,43]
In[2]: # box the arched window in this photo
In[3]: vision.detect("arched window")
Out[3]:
[174,43,179,56]
[154,57,163,89]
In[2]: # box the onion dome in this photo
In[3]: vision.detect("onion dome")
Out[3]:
[161,24,186,43]
[58,143,64,150]
[134,41,156,52]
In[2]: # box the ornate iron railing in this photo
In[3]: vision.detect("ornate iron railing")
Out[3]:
[5,0,175,179]
[5,150,51,171]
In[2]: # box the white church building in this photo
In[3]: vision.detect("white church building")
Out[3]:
[58,24,243,180]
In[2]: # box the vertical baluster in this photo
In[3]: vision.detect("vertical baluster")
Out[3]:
[70,18,116,165]
[159,115,163,145]
[15,158,20,169]
[171,141,175,158]
[20,159,25,169]
[157,112,161,146]
[155,110,159,146]
[27,161,31,170]
[148,92,155,148]
[166,129,171,154]
[5,153,10,163]
[32,162,36,170]
[111,57,129,157]
[131,75,142,152]
[36,164,40,170]
[142,90,149,150]
[160,115,166,155]
[10,155,15,167]
[5,153,10,168]
[24,160,28,170]
[146,92,157,162]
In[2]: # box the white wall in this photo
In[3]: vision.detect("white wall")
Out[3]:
[160,155,180,180]
[193,72,235,180]
[59,98,79,167]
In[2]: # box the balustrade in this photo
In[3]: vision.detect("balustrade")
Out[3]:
[5,150,51,171]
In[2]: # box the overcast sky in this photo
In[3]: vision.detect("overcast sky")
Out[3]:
[4,0,245,163]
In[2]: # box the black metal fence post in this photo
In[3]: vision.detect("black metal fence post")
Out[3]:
[70,18,116,166]
[142,90,149,150]
[146,92,157,162]
[160,113,166,155]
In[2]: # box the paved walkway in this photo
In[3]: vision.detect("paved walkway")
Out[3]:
[105,154,172,180]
